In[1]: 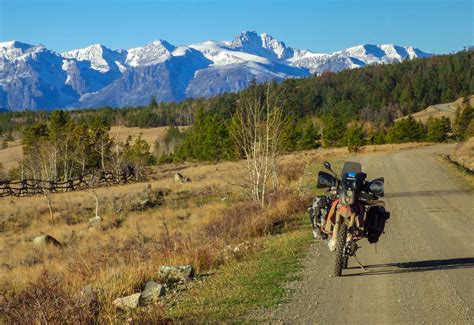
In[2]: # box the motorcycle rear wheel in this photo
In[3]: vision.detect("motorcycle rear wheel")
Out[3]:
[334,223,348,276]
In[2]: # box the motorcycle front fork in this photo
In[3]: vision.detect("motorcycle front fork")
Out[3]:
[332,211,357,252]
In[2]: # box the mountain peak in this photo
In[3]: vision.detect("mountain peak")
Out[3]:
[0,40,37,50]
[62,43,123,73]
[0,41,45,62]
[231,31,261,48]
[230,31,292,61]
[125,39,176,67]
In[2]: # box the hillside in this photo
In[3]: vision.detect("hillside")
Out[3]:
[400,95,474,123]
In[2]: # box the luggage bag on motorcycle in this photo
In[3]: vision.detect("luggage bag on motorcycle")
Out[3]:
[364,206,390,243]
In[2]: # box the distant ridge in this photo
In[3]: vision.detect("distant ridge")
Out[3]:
[0,31,432,111]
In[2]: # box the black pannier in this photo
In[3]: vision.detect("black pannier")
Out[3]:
[365,206,390,243]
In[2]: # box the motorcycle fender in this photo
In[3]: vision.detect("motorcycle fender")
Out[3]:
[324,200,339,233]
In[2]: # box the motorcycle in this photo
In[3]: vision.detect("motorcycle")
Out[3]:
[309,161,389,276]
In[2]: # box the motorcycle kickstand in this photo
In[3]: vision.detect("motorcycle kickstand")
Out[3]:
[352,254,367,272]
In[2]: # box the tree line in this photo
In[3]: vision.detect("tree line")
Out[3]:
[4,110,156,182]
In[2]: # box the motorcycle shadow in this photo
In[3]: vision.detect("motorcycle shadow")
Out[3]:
[344,257,474,276]
[385,189,472,198]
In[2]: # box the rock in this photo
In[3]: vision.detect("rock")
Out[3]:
[139,281,165,306]
[88,216,102,228]
[174,172,184,182]
[159,265,194,284]
[182,176,191,183]
[113,293,141,310]
[174,172,191,183]
[33,234,62,247]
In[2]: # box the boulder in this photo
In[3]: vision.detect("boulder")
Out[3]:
[139,281,165,306]
[88,216,102,228]
[113,293,141,310]
[159,265,194,284]
[33,234,62,247]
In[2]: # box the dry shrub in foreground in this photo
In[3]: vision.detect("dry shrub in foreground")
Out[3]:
[204,190,308,242]
[0,271,100,324]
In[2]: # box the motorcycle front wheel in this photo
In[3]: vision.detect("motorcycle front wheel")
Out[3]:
[334,223,348,276]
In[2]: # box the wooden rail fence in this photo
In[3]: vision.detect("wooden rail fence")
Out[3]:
[0,171,136,198]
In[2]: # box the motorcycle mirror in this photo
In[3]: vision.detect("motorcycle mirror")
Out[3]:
[324,161,331,170]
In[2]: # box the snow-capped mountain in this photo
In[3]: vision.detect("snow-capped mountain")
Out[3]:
[0,31,431,110]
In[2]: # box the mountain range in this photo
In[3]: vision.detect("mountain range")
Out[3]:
[0,31,432,111]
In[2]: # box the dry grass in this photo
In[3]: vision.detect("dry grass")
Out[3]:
[0,146,344,322]
[0,139,22,171]
[453,137,474,171]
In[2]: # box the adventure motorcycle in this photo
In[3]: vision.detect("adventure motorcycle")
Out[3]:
[309,161,389,276]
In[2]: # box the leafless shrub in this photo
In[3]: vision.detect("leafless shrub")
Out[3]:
[0,271,100,324]
[231,85,285,206]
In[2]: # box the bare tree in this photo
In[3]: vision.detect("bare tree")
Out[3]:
[231,84,285,207]
[86,189,100,218]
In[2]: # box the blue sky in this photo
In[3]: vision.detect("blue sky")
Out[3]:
[0,0,472,53]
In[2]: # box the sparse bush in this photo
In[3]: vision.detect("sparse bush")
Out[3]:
[0,271,100,324]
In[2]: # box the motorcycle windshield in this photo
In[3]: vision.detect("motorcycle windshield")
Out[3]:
[341,161,362,177]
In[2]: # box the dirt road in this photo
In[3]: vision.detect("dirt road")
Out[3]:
[274,144,473,324]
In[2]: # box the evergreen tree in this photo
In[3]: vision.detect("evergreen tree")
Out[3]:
[386,116,426,143]
[322,116,345,147]
[296,118,320,150]
[453,104,474,140]
[426,117,451,142]
[343,124,366,152]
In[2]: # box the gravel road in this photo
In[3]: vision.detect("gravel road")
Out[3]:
[271,144,473,324]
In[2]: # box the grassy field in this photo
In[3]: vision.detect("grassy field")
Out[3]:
[0,126,180,173]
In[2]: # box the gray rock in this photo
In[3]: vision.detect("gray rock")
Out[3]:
[88,216,102,228]
[139,281,166,306]
[33,234,62,247]
[174,172,191,183]
[159,265,194,284]
[113,293,141,310]
[174,172,184,182]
